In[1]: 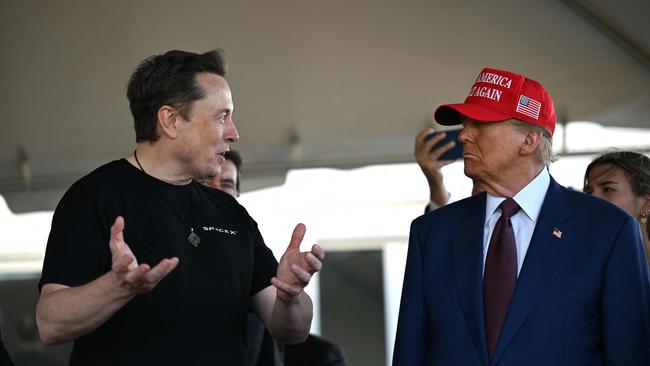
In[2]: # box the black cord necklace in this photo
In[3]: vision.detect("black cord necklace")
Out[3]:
[134,150,202,247]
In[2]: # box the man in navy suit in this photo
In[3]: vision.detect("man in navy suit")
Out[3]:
[393,67,650,365]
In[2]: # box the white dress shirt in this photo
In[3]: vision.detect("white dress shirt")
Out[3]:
[482,168,551,276]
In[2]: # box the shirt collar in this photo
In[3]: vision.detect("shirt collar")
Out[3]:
[485,167,550,222]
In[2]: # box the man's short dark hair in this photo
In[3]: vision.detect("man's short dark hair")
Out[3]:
[225,149,242,194]
[127,49,227,143]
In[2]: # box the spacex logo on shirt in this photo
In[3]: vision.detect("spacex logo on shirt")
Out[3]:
[202,226,238,235]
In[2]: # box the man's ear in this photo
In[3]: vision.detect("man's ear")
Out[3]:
[157,105,179,139]
[519,130,542,157]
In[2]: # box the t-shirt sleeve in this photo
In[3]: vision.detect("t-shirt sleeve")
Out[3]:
[249,218,278,296]
[39,180,111,291]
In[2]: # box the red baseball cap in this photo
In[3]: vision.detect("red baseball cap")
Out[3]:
[434,67,556,135]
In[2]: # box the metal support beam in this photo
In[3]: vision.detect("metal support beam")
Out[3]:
[561,0,650,71]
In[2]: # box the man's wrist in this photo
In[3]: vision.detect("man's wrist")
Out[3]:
[428,191,452,211]
[429,190,451,207]
[276,288,300,305]
[107,271,137,300]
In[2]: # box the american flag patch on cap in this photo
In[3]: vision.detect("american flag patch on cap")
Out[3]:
[516,95,541,120]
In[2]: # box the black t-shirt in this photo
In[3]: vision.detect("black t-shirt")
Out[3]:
[39,159,278,366]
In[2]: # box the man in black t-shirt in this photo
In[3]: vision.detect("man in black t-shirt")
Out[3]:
[36,50,324,366]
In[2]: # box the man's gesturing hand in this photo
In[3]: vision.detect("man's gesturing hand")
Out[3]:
[271,223,325,303]
[109,216,179,294]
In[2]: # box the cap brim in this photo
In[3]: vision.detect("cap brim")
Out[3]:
[434,103,512,125]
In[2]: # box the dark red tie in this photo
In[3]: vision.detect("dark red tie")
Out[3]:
[483,198,520,361]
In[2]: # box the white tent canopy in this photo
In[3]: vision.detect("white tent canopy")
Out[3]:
[1,0,649,212]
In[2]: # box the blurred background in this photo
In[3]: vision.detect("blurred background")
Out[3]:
[1,0,649,365]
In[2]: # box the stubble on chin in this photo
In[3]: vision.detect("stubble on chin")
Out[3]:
[176,149,214,180]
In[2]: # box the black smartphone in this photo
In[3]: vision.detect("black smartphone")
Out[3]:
[425,129,463,160]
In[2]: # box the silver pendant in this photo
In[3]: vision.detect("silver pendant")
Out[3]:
[188,228,202,247]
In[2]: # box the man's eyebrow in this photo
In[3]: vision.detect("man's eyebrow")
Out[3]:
[598,180,619,186]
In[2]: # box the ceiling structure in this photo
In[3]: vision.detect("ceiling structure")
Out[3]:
[0,0,648,212]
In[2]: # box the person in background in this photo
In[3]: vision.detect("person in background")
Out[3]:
[203,150,347,366]
[204,150,242,199]
[201,149,284,366]
[284,334,347,366]
[583,150,650,264]
[36,49,324,366]
[394,67,650,365]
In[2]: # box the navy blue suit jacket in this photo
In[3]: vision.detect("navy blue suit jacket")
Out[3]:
[393,178,650,365]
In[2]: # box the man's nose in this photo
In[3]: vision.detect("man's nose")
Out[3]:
[226,119,239,143]
[459,125,471,144]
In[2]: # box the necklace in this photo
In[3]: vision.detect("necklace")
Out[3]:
[133,150,202,247]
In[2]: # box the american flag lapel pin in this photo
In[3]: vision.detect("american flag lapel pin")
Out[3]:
[552,228,562,239]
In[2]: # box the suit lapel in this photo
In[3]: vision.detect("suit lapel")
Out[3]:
[452,193,489,366]
[490,179,575,365]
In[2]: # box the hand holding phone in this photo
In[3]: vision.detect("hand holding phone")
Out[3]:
[414,127,461,207]
[423,129,463,161]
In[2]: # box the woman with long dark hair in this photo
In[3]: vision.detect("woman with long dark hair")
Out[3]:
[584,151,650,264]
